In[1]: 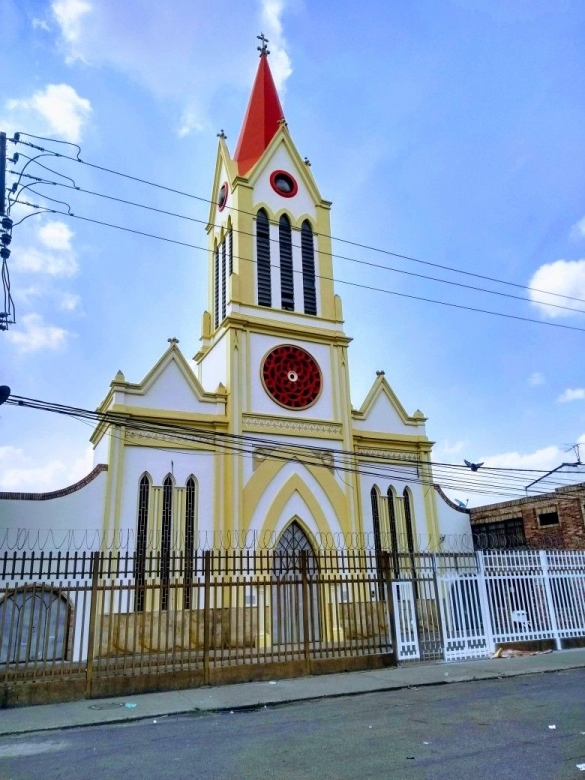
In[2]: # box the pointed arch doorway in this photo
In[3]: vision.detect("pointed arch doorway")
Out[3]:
[271,520,321,645]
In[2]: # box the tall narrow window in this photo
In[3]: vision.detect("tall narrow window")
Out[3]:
[301,220,317,315]
[387,488,400,577]
[279,214,294,311]
[403,488,415,554]
[184,477,196,610]
[213,244,220,328]
[160,475,173,611]
[370,487,384,598]
[221,237,227,320]
[135,474,150,612]
[228,226,233,276]
[256,209,271,307]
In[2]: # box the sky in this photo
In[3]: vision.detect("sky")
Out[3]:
[1,0,584,506]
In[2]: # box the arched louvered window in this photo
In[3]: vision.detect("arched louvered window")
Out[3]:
[221,237,227,320]
[228,226,233,276]
[279,214,294,311]
[184,476,197,610]
[403,488,415,554]
[387,488,399,553]
[256,209,271,307]
[135,474,150,612]
[370,487,384,598]
[160,475,173,611]
[301,220,317,315]
[213,243,220,328]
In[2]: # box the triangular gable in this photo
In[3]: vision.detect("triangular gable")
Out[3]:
[207,138,238,230]
[352,375,426,434]
[243,125,326,208]
[98,344,226,417]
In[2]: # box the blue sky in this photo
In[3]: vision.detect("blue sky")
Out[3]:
[1,0,584,505]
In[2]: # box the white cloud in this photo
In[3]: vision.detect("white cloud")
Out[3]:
[528,259,585,318]
[14,220,78,277]
[6,313,69,353]
[528,372,545,386]
[571,216,585,240]
[481,444,564,471]
[558,388,585,403]
[5,84,92,144]
[259,0,293,93]
[32,17,51,31]
[59,292,81,311]
[46,0,292,136]
[434,439,467,458]
[52,0,92,52]
[0,445,93,492]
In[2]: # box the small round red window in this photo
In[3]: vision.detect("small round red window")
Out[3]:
[217,182,228,211]
[270,170,298,198]
[261,345,322,409]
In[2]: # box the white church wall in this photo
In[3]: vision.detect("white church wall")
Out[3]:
[248,333,334,419]
[0,469,108,553]
[198,331,228,392]
[117,445,216,540]
[126,359,223,415]
[253,145,316,220]
[93,435,109,467]
[434,492,474,552]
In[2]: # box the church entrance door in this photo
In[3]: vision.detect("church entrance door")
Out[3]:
[271,521,321,645]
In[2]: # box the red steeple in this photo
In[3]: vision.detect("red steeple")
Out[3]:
[233,45,285,176]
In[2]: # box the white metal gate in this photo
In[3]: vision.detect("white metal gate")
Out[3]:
[392,581,420,660]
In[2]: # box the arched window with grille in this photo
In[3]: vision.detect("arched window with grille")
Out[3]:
[160,475,173,611]
[279,214,294,311]
[387,487,400,577]
[256,209,271,306]
[183,476,197,609]
[301,220,317,315]
[370,486,384,598]
[227,224,233,276]
[403,488,415,554]
[221,235,227,320]
[213,242,220,329]
[135,474,150,612]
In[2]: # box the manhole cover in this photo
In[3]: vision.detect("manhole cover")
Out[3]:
[88,702,125,711]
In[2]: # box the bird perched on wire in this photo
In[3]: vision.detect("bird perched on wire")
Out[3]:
[464,459,484,472]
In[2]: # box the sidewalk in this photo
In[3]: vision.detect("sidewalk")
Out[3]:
[2,648,585,737]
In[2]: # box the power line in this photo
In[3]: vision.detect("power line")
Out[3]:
[11,169,585,319]
[9,133,585,309]
[6,394,584,498]
[13,199,585,334]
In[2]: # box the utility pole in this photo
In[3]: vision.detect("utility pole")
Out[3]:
[0,130,16,331]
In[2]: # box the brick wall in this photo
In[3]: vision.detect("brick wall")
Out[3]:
[469,483,585,550]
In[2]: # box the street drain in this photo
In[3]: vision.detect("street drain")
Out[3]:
[88,702,125,710]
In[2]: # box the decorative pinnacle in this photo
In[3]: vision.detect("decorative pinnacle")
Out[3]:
[217,129,227,139]
[257,32,270,56]
[168,337,179,346]
[376,370,385,376]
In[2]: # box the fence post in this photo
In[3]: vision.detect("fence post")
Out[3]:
[540,550,562,650]
[382,551,398,662]
[85,551,100,697]
[431,554,448,661]
[474,551,495,655]
[300,551,311,674]
[203,551,211,684]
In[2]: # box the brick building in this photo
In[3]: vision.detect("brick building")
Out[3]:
[469,482,585,550]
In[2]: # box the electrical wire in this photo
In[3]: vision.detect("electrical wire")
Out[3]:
[11,170,585,318]
[13,199,585,334]
[9,134,585,308]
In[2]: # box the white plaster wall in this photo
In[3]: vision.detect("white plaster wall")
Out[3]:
[248,333,334,419]
[117,445,216,538]
[198,331,228,391]
[93,436,109,467]
[253,144,316,220]
[0,470,108,552]
[435,491,474,552]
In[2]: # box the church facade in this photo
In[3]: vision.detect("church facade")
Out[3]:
[0,47,471,560]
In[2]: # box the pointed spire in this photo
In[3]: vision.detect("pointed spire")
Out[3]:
[233,36,285,176]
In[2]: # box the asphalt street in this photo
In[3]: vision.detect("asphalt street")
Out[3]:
[1,669,585,779]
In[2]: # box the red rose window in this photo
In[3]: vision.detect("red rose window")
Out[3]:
[261,345,322,409]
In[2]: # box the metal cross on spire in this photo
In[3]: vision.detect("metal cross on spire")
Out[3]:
[257,32,270,56]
